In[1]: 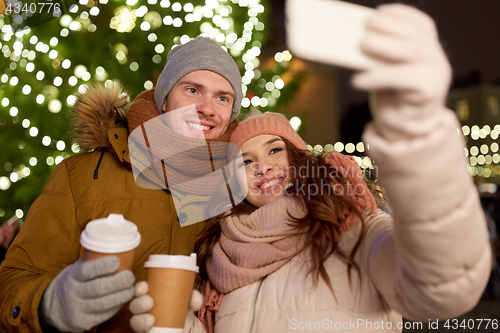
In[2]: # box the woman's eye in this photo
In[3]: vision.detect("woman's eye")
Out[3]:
[243,159,252,166]
[270,147,283,155]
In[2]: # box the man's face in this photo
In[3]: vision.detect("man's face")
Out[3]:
[163,70,235,139]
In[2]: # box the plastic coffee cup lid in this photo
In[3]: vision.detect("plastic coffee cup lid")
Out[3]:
[144,253,199,273]
[80,214,141,253]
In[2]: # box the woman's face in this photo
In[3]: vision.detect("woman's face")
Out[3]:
[238,135,291,208]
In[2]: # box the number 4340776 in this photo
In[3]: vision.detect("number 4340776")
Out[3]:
[444,318,498,330]
[4,2,61,15]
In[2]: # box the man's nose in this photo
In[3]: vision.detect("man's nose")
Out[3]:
[196,96,215,117]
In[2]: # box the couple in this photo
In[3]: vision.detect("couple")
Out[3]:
[130,4,491,333]
[0,4,491,333]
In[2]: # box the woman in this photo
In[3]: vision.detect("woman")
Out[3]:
[130,4,491,333]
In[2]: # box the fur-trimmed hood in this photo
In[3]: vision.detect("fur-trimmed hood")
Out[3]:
[69,82,239,153]
[70,83,129,152]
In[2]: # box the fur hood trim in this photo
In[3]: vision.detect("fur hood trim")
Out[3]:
[70,83,129,152]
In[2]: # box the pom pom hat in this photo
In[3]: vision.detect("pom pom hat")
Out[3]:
[229,112,307,150]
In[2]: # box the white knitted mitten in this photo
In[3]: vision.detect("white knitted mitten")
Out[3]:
[41,256,135,332]
[352,4,452,141]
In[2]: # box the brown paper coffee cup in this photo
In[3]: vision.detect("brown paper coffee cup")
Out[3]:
[84,249,135,272]
[144,254,199,330]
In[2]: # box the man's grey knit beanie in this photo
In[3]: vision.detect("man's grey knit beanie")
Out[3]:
[154,37,243,123]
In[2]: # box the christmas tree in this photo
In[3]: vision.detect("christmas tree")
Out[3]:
[0,0,302,221]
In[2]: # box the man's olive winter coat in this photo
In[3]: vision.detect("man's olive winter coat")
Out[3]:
[0,86,209,332]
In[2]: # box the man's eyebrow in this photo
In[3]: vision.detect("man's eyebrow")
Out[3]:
[241,138,283,157]
[219,90,235,99]
[177,80,202,88]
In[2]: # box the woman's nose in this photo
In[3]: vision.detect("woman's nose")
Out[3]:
[255,162,273,176]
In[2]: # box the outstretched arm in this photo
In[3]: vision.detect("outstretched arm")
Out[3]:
[354,4,491,321]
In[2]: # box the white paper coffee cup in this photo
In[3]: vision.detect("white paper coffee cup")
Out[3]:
[80,214,141,271]
[145,254,199,332]
[144,254,199,272]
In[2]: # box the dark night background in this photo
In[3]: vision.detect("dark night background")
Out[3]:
[263,0,500,144]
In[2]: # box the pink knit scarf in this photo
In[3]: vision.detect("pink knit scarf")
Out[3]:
[198,151,377,332]
[208,196,310,294]
[198,196,310,333]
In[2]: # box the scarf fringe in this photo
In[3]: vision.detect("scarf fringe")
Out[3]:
[198,281,224,333]
[325,151,377,230]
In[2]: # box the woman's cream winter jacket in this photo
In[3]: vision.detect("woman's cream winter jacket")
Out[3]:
[185,109,491,333]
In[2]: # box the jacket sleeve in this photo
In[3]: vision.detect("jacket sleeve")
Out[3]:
[0,161,82,332]
[361,107,492,321]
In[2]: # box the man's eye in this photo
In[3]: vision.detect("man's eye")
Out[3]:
[188,88,197,93]
[219,96,229,102]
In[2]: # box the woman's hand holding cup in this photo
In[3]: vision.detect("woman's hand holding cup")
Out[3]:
[129,281,204,333]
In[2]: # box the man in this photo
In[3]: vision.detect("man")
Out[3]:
[0,37,242,333]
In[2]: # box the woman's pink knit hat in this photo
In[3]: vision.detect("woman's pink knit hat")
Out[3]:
[229,112,308,150]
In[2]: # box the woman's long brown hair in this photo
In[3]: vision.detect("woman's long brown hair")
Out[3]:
[195,137,384,296]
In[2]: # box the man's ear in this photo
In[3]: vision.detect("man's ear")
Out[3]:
[162,100,167,114]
